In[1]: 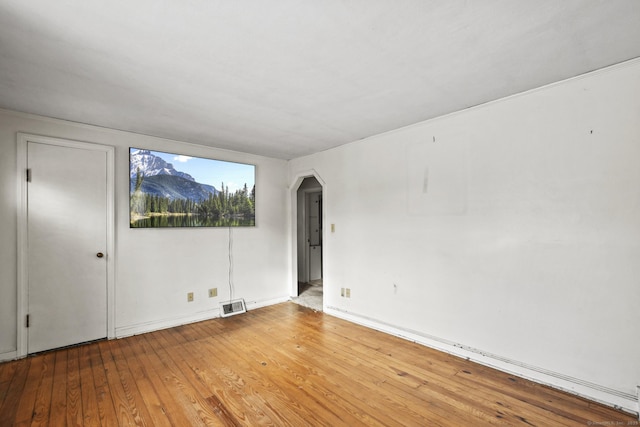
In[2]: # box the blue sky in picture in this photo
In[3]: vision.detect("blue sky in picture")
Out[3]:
[153,150,255,193]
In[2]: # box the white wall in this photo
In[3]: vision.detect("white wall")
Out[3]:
[0,110,290,356]
[289,59,640,411]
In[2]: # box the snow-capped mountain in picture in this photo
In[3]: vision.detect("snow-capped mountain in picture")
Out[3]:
[130,149,196,181]
[130,149,218,201]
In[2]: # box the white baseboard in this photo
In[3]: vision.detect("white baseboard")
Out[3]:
[115,295,290,338]
[0,350,18,363]
[325,306,639,417]
[245,296,290,310]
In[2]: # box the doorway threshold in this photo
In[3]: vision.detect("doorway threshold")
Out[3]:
[292,280,323,311]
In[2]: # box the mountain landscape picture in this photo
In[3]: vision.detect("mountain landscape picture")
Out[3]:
[129,148,255,227]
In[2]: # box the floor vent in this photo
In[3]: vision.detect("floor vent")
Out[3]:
[220,299,246,317]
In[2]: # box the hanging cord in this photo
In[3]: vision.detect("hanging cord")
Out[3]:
[228,226,234,302]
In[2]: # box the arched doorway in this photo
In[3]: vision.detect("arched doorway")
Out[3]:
[291,173,324,311]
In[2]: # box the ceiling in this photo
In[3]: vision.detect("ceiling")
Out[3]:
[1,1,639,160]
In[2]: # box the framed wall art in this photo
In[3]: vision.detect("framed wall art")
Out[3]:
[129,148,255,228]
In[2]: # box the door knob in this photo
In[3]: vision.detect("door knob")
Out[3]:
[96,252,104,258]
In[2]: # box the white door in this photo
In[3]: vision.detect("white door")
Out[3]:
[27,141,108,353]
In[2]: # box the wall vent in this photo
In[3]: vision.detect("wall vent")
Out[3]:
[220,299,246,317]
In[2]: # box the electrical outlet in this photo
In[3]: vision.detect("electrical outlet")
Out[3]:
[331,223,335,233]
[187,292,194,302]
[341,288,345,297]
[346,288,351,298]
[208,288,217,298]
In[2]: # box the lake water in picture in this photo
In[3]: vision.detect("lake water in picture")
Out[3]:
[131,215,255,228]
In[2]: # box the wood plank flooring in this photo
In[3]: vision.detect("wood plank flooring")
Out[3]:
[0,302,636,426]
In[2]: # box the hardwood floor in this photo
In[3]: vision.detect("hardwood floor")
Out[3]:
[0,303,635,426]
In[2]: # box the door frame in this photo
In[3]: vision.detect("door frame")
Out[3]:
[289,170,325,298]
[16,133,115,357]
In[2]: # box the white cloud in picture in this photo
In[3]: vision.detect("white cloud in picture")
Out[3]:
[173,155,193,163]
